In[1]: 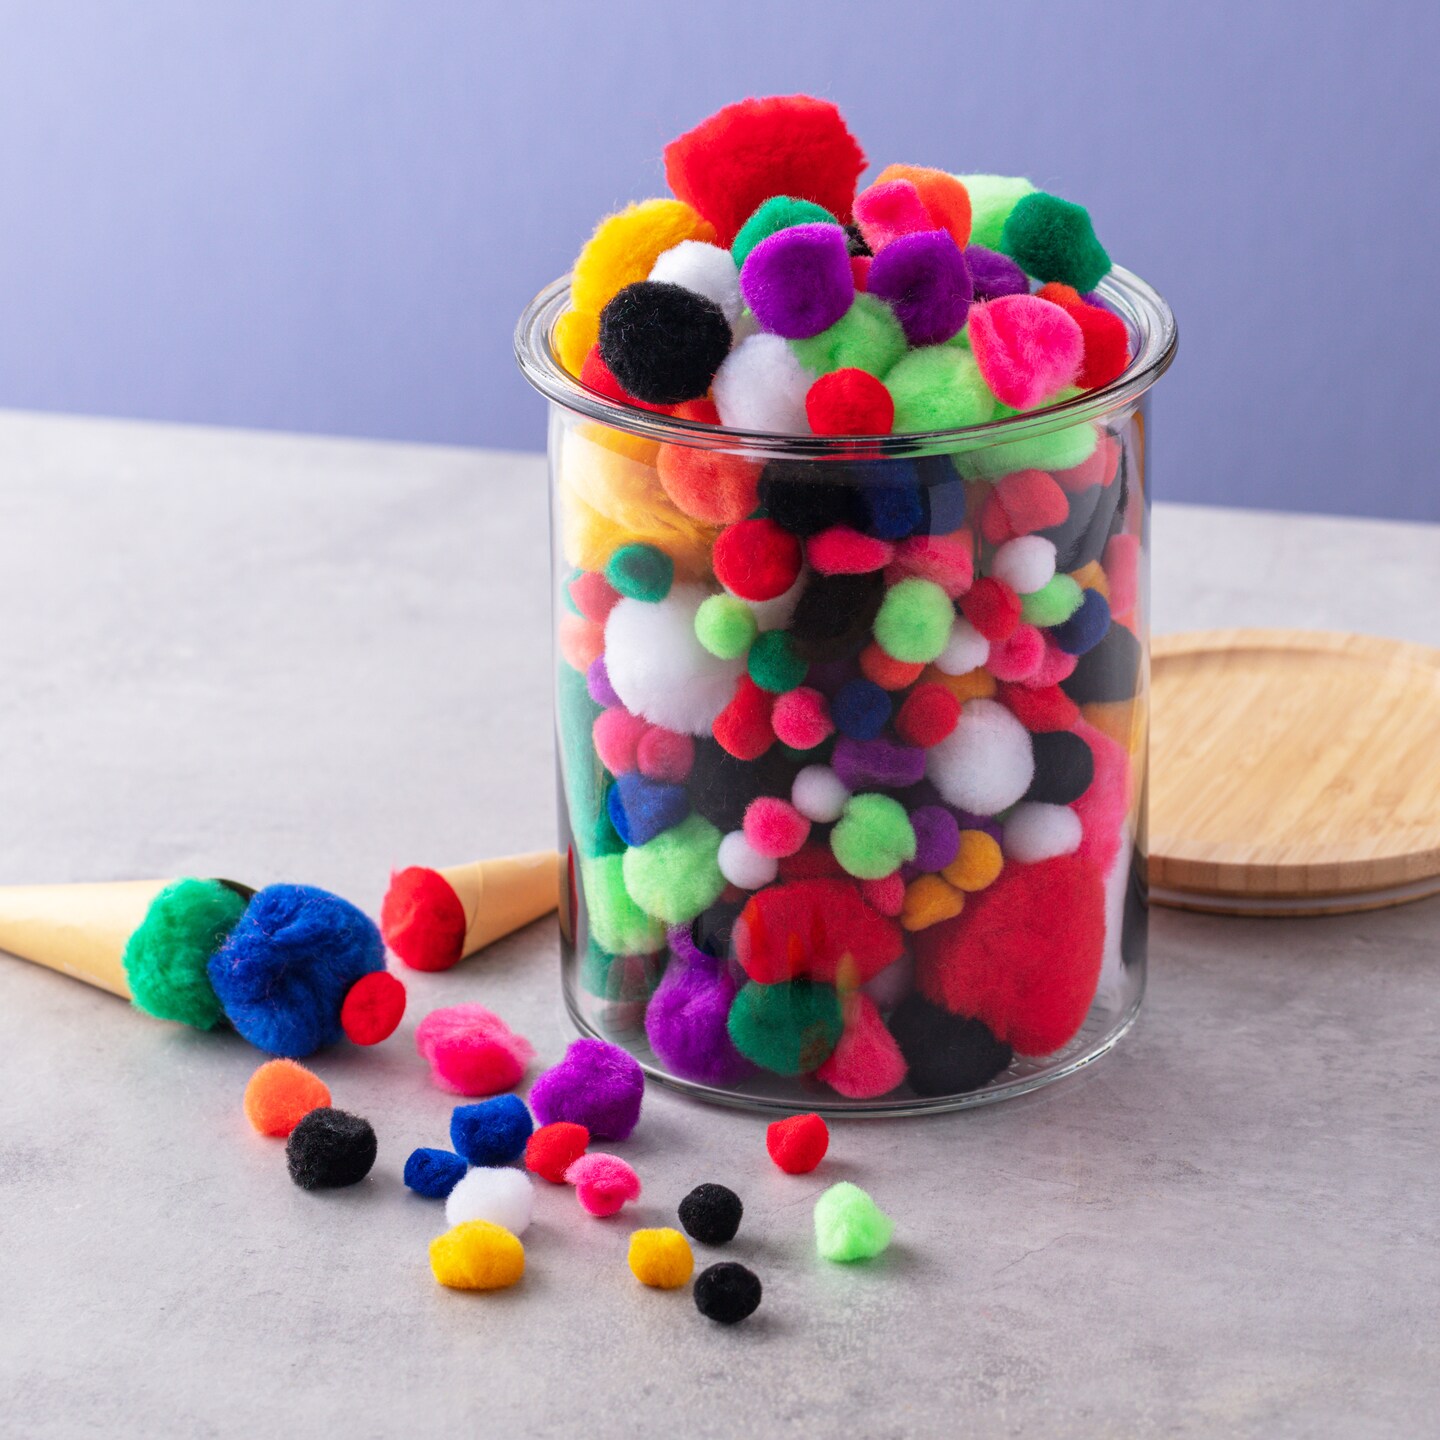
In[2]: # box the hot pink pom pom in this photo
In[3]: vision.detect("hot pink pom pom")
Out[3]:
[637,726,695,782]
[853,179,933,253]
[885,533,974,596]
[808,527,894,575]
[565,1152,642,1217]
[593,708,649,775]
[1028,635,1079,688]
[969,295,1084,411]
[987,624,1046,682]
[861,873,906,918]
[816,992,908,1099]
[771,686,834,750]
[1103,534,1140,617]
[415,1004,536,1096]
[743,797,811,859]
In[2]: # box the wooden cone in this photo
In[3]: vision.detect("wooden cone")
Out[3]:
[0,879,178,999]
[440,852,560,960]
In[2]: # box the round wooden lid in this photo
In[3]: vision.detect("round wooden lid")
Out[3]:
[1149,629,1440,915]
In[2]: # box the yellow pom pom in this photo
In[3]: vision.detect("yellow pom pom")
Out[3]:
[570,199,717,317]
[922,665,997,705]
[900,875,965,932]
[1070,559,1110,599]
[429,1220,525,1291]
[554,308,599,376]
[943,830,1004,893]
[627,1227,694,1289]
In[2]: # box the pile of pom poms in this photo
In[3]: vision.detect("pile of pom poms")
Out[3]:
[244,1058,379,1191]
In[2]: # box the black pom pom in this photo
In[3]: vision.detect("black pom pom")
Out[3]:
[286,1107,377,1190]
[597,281,732,405]
[679,1183,744,1245]
[757,460,865,536]
[853,461,923,540]
[790,571,887,663]
[693,1261,763,1324]
[1024,730,1095,805]
[844,223,873,258]
[691,901,744,959]
[1060,623,1141,704]
[888,996,1012,1096]
[688,740,797,832]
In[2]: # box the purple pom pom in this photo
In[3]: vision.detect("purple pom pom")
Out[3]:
[587,656,620,709]
[831,736,927,790]
[529,1037,644,1140]
[964,245,1029,303]
[909,805,962,871]
[645,950,754,1086]
[740,223,855,339]
[867,230,973,346]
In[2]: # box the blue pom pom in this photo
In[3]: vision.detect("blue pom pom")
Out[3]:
[206,884,384,1058]
[450,1094,533,1166]
[403,1147,468,1199]
[852,462,923,540]
[607,773,690,847]
[832,679,892,740]
[917,456,968,535]
[1052,588,1111,655]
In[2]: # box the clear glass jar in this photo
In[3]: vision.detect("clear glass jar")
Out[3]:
[517,269,1176,1115]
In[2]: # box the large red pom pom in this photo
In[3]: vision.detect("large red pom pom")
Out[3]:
[712,518,803,601]
[805,368,895,436]
[734,878,904,985]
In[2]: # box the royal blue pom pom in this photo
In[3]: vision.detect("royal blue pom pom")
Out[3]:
[608,772,690,847]
[1052,588,1111,655]
[403,1147,468,1199]
[450,1094,533,1167]
[832,679,892,740]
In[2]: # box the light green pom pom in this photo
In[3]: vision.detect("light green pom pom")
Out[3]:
[790,295,908,379]
[622,814,724,924]
[831,794,917,880]
[123,878,246,1029]
[873,577,954,663]
[955,173,1036,251]
[582,854,665,955]
[814,1181,894,1262]
[726,979,843,1075]
[886,346,997,433]
[1020,574,1084,627]
[732,196,838,266]
[605,543,673,603]
[695,593,757,659]
[955,417,1100,479]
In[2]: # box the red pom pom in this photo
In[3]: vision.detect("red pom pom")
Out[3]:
[995,682,1080,732]
[735,878,903,985]
[850,255,872,292]
[664,95,867,245]
[896,684,961,747]
[673,397,722,424]
[805,368,896,437]
[636,726,694,782]
[656,444,761,525]
[979,469,1069,543]
[766,1112,830,1174]
[885,534,974,595]
[1053,432,1121,494]
[381,867,467,972]
[713,674,775,759]
[861,872,906,917]
[525,1121,591,1183]
[712,518,803,601]
[568,570,621,624]
[341,970,407,1046]
[808,526,894,575]
[778,843,846,881]
[960,576,1021,642]
[579,346,674,414]
[1037,283,1131,389]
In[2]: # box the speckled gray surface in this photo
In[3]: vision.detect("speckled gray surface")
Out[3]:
[1,411,1437,1439]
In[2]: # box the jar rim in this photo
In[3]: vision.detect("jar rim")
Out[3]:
[515,266,1177,458]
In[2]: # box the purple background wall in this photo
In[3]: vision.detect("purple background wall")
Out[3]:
[0,3,1435,520]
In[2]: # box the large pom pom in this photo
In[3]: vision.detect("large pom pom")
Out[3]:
[867,231,973,346]
[740,223,854,339]
[1000,191,1112,292]
[597,282,733,406]
[968,295,1084,410]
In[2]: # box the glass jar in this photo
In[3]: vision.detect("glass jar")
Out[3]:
[516,269,1176,1115]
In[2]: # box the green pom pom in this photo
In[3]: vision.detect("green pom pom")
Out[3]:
[558,660,607,859]
[747,630,807,693]
[831,794,917,880]
[1000,191,1111,293]
[582,854,665,955]
[605,543,673,603]
[580,940,662,1001]
[954,173,1036,251]
[622,814,725,924]
[814,1181,894,1262]
[885,346,996,432]
[732,196,838,266]
[695,593,757,659]
[726,979,843,1075]
[956,418,1099,479]
[123,879,247,1029]
[591,786,628,856]
[873,577,954,663]
[791,295,907,379]
[1021,574,1084,626]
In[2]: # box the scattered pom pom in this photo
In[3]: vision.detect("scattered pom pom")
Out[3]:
[718,829,780,890]
[1061,623,1141,704]
[598,281,733,406]
[805,368,895,436]
[767,1112,830,1173]
[815,991,907,1098]
[964,245,1029,301]
[853,178,935,252]
[1003,802,1083,862]
[243,1058,331,1137]
[450,1094,533,1167]
[416,1004,536,1097]
[861,872,907,920]
[867,229,974,347]
[628,1227,695,1288]
[968,295,1084,410]
[740,223,855,339]
[1001,191,1112,292]
[530,1036,645,1140]
[1021,574,1084,627]
[743,796,810,859]
[429,1219,525,1291]
[910,804,962,872]
[525,1121,591,1184]
[814,1181,894,1261]
[286,1107,376,1190]
[446,1166,535,1235]
[566,1152,642,1217]
[927,697,1035,814]
[712,332,813,433]
[693,1261,763,1324]
[679,1183,744,1245]
[649,239,742,324]
[655,444,761,525]
[791,764,850,823]
[888,534,975,597]
[888,994,1013,1095]
[728,979,844,1074]
[404,1147,469,1199]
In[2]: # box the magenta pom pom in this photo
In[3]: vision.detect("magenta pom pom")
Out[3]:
[529,1036,645,1140]
[566,1152,642,1216]
[743,797,811,858]
[416,1004,536,1096]
[853,179,933,253]
[968,294,1084,409]
[740,223,855,339]
[867,230,973,346]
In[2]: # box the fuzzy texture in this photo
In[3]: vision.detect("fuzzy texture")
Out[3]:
[1003,802,1083,863]
[711,674,777,760]
[712,332,812,434]
[445,1166,534,1235]
[991,536,1058,595]
[954,174,1035,250]
[1052,588,1112,656]
[587,657,621,709]
[969,295,1084,410]
[957,415,1099,481]
[896,684,961,748]
[525,1122,591,1184]
[885,345,995,433]
[694,1262,763,1324]
[605,543,674,604]
[338,970,406,1047]
[679,1183,744,1245]
[598,282,732,406]
[450,1094,533,1167]
[286,1107,376,1190]
[731,195,838,266]
[243,1058,331,1137]
[415,1004,535,1097]
[747,630,808,693]
[831,793,917,880]
[655,444,761,526]
[1021,574,1084,628]
[554,307,600,375]
[867,230,974,347]
[740,223,855,339]
[694,593,759,660]
[959,577,1022,643]
[927,698,1035,814]
[1025,730,1096,806]
[570,198,716,316]
[909,805,962,872]
[207,884,386,1058]
[964,245,1029,302]
[832,678,892,740]
[637,727,695,783]
[579,346,676,414]
[874,164,973,247]
[403,1147,469,1199]
[808,527,894,576]
[789,293,908,379]
[649,239,742,324]
[987,624,1047,683]
[853,178,934,251]
[429,1220,524,1291]
[566,1152,642,1217]
[593,707,647,775]
[980,469,1070,542]
[788,572,888,663]
[997,682,1081,734]
[791,764,850,823]
[767,1112,829,1173]
[805,368,895,436]
[628,1227,694,1288]
[717,829,780,890]
[623,814,726,923]
[1001,191,1112,292]
[645,950,755,1085]
[831,735,927,792]
[742,797,810,858]
[814,1182,894,1261]
[530,1036,645,1140]
[901,874,965,931]
[815,992,908,1098]
[734,877,903,986]
[1037,282,1131,388]
[873,578,954,663]
[608,772,690,847]
[934,616,991,676]
[770,686,834,750]
[124,878,245,1029]
[728,978,843,1074]
[887,994,1012,1095]
[1060,623,1141,704]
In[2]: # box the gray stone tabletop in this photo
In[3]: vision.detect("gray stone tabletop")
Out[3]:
[1,410,1436,1440]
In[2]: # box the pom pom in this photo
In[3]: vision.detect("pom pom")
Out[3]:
[582,853,665,956]
[732,195,839,265]
[524,1121,590,1184]
[339,969,406,1046]
[579,345,675,414]
[727,978,844,1073]
[896,683,961,747]
[942,828,1005,892]
[986,623,1047,683]
[873,577,954,664]
[887,994,1012,1095]
[693,1261,763,1324]
[791,570,886,662]
[598,282,732,406]
[663,95,867,246]
[570,198,716,316]
[605,542,673,604]
[593,706,648,774]
[927,697,1034,814]
[861,873,907,920]
[554,307,599,375]
[734,877,902,985]
[609,772,690,847]
[790,293,908,378]
[996,682,1081,733]
[814,1182,894,1261]
[1003,802,1083,863]
[243,1058,331,1137]
[718,829,780,890]
[694,593,759,660]
[566,1152,642,1216]
[1001,191,1112,292]
[742,797,810,858]
[853,178,934,251]
[831,793,917,880]
[959,576,1021,642]
[968,295,1084,410]
[450,1094,533,1167]
[747,629,808,693]
[791,764,849,823]
[874,163,973,248]
[1021,574,1084,628]
[830,678,890,740]
[1025,729,1096,805]
[901,874,965,931]
[636,726,695,783]
[656,444,761,526]
[124,878,244,1029]
[712,332,812,433]
[649,239,742,324]
[887,535,975,599]
[964,245,1029,301]
[568,569,620,624]
[958,173,1036,250]
[760,461,863,536]
[416,1003,536,1096]
[867,230,974,346]
[771,686,834,750]
[629,1227,695,1288]
[623,813,726,923]
[815,992,907,1098]
[446,1166,534,1235]
[530,1036,645,1140]
[286,1107,376,1190]
[1060,623,1141,704]
[1036,283,1131,388]
[1052,588,1111,656]
[831,735,927,791]
[808,527,894,575]
[740,223,855,339]
[429,1220,524,1291]
[991,536,1057,596]
[679,1183,744,1245]
[710,676,777,763]
[980,469,1069,543]
[805,368,895,436]
[885,345,995,432]
[910,804,962,871]
[766,1112,830,1173]
[646,943,753,1084]
[403,1147,468,1199]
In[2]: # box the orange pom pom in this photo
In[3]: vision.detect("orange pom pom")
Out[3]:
[875,164,972,249]
[244,1059,331,1137]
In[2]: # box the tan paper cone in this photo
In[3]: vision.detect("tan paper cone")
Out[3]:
[441,852,561,959]
[0,878,178,999]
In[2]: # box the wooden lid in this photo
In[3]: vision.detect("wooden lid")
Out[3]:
[1149,630,1440,915]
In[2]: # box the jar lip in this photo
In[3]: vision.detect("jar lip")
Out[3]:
[515,266,1177,458]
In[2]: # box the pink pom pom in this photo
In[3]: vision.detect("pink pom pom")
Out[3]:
[816,992,908,1099]
[1028,634,1079,688]
[1072,719,1130,875]
[743,797,811,859]
[987,624,1046,682]
[808,527,894,575]
[861,872,906,918]
[558,614,605,672]
[593,708,649,775]
[969,295,1084,410]
[1054,432,1120,494]
[415,1004,536,1096]
[1103,534,1140,617]
[771,686,834,750]
[853,179,933,252]
[885,533,974,597]
[566,1152,642,1217]
[637,726,695,782]
[568,570,621,624]
[980,469,1069,542]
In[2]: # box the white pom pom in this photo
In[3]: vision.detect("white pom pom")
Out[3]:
[712,333,812,434]
[718,830,779,890]
[748,569,806,631]
[791,765,849,823]
[445,1167,533,1234]
[926,698,1034,814]
[649,241,742,326]
[990,536,1057,595]
[861,952,914,1012]
[934,618,990,676]
[605,586,744,735]
[1002,802,1082,862]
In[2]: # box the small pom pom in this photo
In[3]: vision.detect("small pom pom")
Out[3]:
[792,764,849,823]
[888,994,1013,1095]
[964,245,1029,301]
[980,469,1070,542]
[960,576,1021,642]
[606,542,674,603]
[766,1112,829,1174]
[286,1107,377,1190]
[958,173,1036,250]
[731,194,839,265]
[566,1152,642,1216]
[1020,574,1084,627]
[694,593,759,659]
[694,1261,763,1324]
[790,293,907,379]
[656,444,761,525]
[808,527,895,575]
[1036,282,1131,389]
[747,629,807,693]
[1002,802,1083,862]
[568,569,621,624]
[608,772,690,847]
[910,804,963,871]
[927,697,1035,815]
[987,623,1046,683]
[649,239,742,324]
[740,223,854,339]
[805,368,895,436]
[445,1166,534,1235]
[1052,588,1111,656]
[718,829,780,890]
[579,345,675,414]
[530,1036,645,1140]
[1001,191,1111,292]
[554,307,599,375]
[712,674,776,760]
[832,678,892,740]
[991,536,1058,595]
[429,1220,525,1291]
[623,812,726,923]
[628,1227,695,1288]
[598,281,733,405]
[743,797,810,858]
[243,1058,331,1137]
[901,874,966,931]
[593,706,648,774]
[340,969,406,1046]
[853,178,935,252]
[868,230,973,346]
[896,684,961,747]
[873,577,954,664]
[771,686,834,750]
[814,1181,894,1261]
[525,1121,591,1184]
[943,829,1005,892]
[713,518,803,602]
[416,1004,536,1096]
[831,735,926,791]
[996,682,1081,733]
[450,1094,533,1167]
[403,1147,468,1199]
[969,295,1084,410]
[712,333,812,433]
[831,793,918,879]
[380,866,467,972]
[636,726,695,782]
[860,643,927,690]
[887,534,975,598]
[645,945,754,1085]
[1026,729,1096,805]
[678,1183,744,1245]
